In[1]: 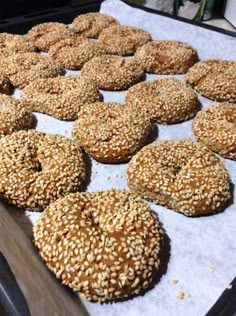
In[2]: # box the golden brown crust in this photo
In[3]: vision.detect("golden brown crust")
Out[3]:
[0,130,86,211]
[72,13,119,38]
[80,55,144,90]
[0,73,11,94]
[126,78,198,124]
[98,25,152,56]
[135,40,198,74]
[0,52,64,89]
[127,140,231,216]
[72,102,152,163]
[26,22,75,51]
[33,189,164,302]
[0,94,34,137]
[48,37,112,70]
[193,103,236,160]
[21,75,100,120]
[0,33,35,58]
[186,60,236,102]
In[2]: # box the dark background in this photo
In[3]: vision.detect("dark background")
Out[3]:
[0,0,226,20]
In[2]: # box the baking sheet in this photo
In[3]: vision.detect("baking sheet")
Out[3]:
[9,1,236,315]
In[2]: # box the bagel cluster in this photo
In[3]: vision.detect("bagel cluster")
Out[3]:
[0,10,234,304]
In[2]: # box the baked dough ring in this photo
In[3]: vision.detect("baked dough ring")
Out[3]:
[98,25,152,56]
[33,189,164,302]
[27,22,75,51]
[72,13,119,38]
[0,130,86,211]
[186,60,236,102]
[0,52,63,89]
[135,40,198,74]
[81,55,144,90]
[126,78,198,124]
[0,94,33,137]
[193,103,236,160]
[48,37,112,70]
[0,33,35,58]
[127,140,231,216]
[21,75,100,120]
[72,102,152,163]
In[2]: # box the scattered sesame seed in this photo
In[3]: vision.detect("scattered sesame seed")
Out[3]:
[184,291,190,298]
[177,291,185,300]
[171,279,179,285]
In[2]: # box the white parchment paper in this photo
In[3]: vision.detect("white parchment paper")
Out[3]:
[12,1,236,315]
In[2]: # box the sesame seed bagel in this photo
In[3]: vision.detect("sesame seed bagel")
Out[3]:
[81,55,144,90]
[0,52,64,89]
[72,102,152,163]
[186,60,236,102]
[126,78,198,124]
[72,13,119,38]
[0,33,35,58]
[33,189,164,302]
[21,75,100,120]
[0,73,11,95]
[127,140,231,216]
[0,130,86,211]
[48,37,112,70]
[135,40,198,74]
[26,22,75,51]
[98,25,152,56]
[193,103,236,160]
[0,94,34,137]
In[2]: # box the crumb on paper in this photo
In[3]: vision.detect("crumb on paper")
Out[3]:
[171,279,179,285]
[184,291,191,298]
[227,284,232,290]
[209,266,215,273]
[107,176,111,180]
[177,291,185,300]
[177,291,190,300]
